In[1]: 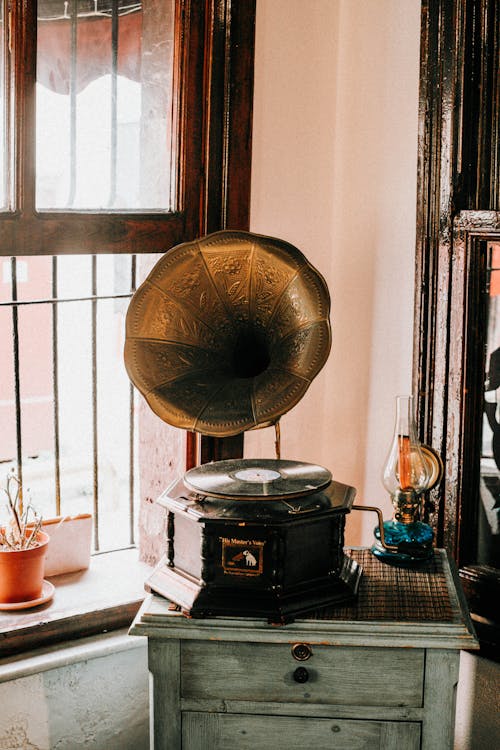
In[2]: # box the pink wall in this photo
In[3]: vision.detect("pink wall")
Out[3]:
[248,0,421,545]
[0,258,53,461]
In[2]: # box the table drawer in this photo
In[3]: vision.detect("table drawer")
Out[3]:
[182,712,421,750]
[181,640,424,707]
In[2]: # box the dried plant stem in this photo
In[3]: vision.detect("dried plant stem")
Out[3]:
[0,528,16,549]
[1,472,42,551]
[24,518,42,550]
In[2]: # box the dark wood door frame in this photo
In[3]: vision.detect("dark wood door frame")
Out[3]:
[414,0,499,655]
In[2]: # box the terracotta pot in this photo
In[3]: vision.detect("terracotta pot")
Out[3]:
[0,530,49,603]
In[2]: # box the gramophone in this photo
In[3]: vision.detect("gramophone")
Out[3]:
[124,230,361,623]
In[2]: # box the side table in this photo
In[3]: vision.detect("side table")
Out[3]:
[130,548,478,749]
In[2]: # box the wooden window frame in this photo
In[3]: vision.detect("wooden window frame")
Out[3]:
[1,0,255,255]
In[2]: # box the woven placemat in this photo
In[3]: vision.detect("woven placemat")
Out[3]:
[306,548,456,622]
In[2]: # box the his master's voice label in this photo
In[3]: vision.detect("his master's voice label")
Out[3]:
[220,537,265,576]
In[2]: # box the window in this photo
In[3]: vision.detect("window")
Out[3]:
[0,0,256,558]
[35,1,174,212]
[0,252,154,552]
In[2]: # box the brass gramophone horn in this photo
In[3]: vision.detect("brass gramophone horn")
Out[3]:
[124,230,331,437]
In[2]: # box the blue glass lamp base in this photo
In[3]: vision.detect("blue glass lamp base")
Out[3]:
[372,520,434,565]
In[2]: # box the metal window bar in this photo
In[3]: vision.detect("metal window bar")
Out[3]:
[63,0,121,209]
[92,255,99,550]
[38,2,142,21]
[2,255,138,552]
[67,0,78,207]
[129,253,136,544]
[108,0,119,207]
[1,292,136,307]
[52,256,62,515]
[10,258,23,494]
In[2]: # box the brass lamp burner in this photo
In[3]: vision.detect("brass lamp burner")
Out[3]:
[124,230,331,437]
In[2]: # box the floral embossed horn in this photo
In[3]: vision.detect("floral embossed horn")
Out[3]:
[124,230,331,437]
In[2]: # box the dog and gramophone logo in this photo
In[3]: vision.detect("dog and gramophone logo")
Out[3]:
[220,537,265,576]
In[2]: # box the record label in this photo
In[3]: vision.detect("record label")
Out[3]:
[233,468,281,483]
[220,537,265,576]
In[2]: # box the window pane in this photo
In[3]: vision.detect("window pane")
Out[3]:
[36,1,176,211]
[0,253,168,553]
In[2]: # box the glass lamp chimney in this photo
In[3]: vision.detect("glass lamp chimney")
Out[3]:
[382,395,430,523]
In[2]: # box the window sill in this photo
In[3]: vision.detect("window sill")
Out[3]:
[0,628,146,684]
[0,548,151,657]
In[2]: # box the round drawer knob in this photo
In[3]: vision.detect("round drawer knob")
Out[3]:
[293,666,309,683]
[291,643,312,661]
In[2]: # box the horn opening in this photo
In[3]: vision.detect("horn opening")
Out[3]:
[232,326,271,379]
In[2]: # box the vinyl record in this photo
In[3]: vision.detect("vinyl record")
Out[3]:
[184,458,332,500]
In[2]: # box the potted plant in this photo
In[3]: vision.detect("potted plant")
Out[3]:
[0,471,50,604]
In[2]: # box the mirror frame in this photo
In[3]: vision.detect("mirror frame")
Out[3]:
[443,212,500,654]
[444,212,500,559]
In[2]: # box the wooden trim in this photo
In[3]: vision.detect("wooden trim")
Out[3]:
[0,212,186,256]
[413,0,465,544]
[201,0,255,236]
[222,0,256,232]
[148,639,181,748]
[199,434,244,465]
[421,650,460,749]
[186,431,198,470]
[12,0,36,215]
[0,600,143,658]
[414,0,500,652]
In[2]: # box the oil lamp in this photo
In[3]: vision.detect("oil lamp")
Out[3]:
[371,395,441,564]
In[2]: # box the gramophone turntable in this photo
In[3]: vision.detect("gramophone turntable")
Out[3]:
[124,230,361,623]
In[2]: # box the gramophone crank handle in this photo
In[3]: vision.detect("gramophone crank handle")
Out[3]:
[351,505,399,553]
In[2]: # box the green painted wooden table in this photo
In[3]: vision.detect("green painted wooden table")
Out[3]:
[130,549,478,750]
